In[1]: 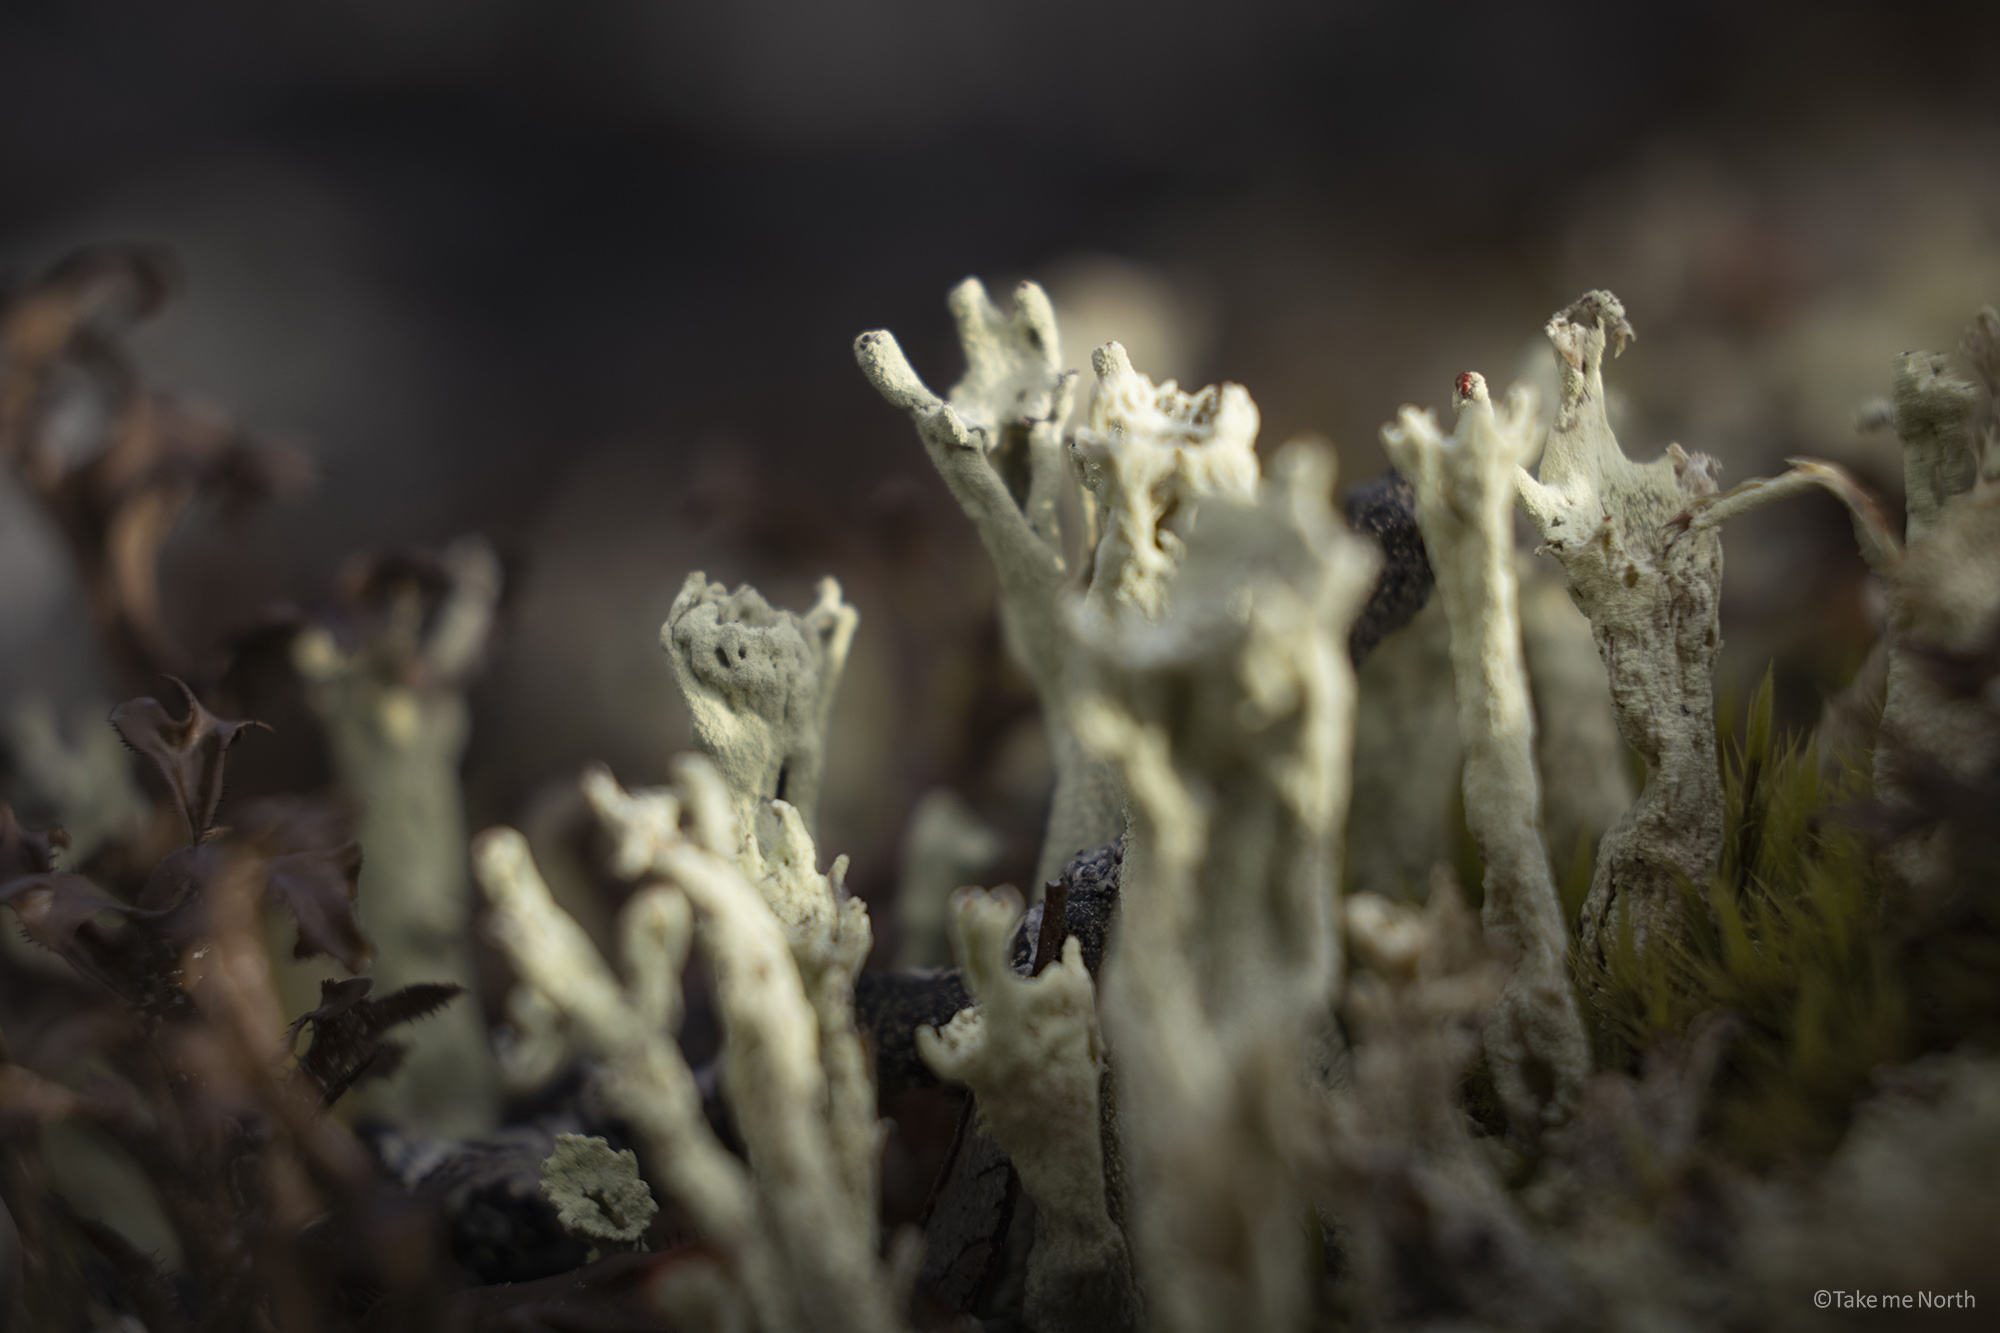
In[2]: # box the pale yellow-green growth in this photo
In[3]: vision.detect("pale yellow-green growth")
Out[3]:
[857,286,1264,887]
[540,1133,659,1251]
[292,534,503,1136]
[1074,439,1377,1333]
[482,752,901,1333]
[662,574,857,849]
[1381,372,1588,1135]
[916,885,1136,1333]
[1069,341,1260,627]
[892,788,1002,968]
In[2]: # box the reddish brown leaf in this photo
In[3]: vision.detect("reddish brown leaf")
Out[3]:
[109,679,268,845]
[268,842,372,973]
[2,246,314,687]
[0,873,133,956]
[0,872,144,997]
[0,803,68,880]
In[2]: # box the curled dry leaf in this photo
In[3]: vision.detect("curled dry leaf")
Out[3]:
[110,678,269,845]
[0,871,140,967]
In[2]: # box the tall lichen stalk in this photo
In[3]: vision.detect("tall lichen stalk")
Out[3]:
[857,283,1260,889]
[292,538,505,1136]
[1381,374,1588,1135]
[1514,292,1726,963]
[855,283,1105,888]
[474,573,902,1333]
[661,573,858,848]
[1075,443,1377,1333]
[916,885,1136,1332]
[1874,348,1996,819]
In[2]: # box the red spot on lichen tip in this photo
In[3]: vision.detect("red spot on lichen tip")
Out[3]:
[1455,372,1476,399]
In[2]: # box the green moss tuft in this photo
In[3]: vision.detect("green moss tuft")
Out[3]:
[1575,667,1906,1162]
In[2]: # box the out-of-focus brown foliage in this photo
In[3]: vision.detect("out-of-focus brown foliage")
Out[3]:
[0,683,469,1331]
[0,246,313,692]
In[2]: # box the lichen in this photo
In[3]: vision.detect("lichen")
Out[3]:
[1515,291,1727,963]
[291,536,504,1136]
[662,574,858,848]
[1074,440,1377,1333]
[1381,372,1588,1136]
[858,287,1270,888]
[1068,341,1260,627]
[916,885,1135,1332]
[856,282,1095,885]
[539,1133,659,1251]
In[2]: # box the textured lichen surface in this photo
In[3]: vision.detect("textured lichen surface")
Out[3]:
[1515,291,1727,965]
[1382,372,1588,1137]
[662,573,858,848]
[291,536,504,1136]
[11,243,2000,1333]
[540,1133,659,1248]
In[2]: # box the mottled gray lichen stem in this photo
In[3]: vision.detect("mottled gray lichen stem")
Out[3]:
[1514,292,1725,964]
[1382,373,1588,1136]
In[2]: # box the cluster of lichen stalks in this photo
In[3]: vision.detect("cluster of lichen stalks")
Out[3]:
[473,284,2000,1330]
[4,249,2000,1332]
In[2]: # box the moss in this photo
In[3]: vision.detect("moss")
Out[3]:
[1575,667,1907,1163]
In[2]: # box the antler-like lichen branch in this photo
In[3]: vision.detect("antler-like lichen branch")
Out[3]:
[916,885,1136,1333]
[1381,373,1589,1136]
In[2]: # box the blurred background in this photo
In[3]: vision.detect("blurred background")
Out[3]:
[2,0,1998,925]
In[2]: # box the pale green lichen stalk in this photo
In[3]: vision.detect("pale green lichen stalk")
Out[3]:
[654,569,881,1227]
[1345,601,1460,901]
[1076,440,1377,1333]
[477,753,902,1333]
[1675,311,2000,888]
[855,282,1097,887]
[891,788,1002,968]
[858,284,1264,887]
[476,563,896,1331]
[1068,341,1260,628]
[1381,372,1588,1136]
[292,535,503,1136]
[1516,555,1635,876]
[917,886,1136,1333]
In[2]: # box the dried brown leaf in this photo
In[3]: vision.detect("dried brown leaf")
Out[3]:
[110,679,268,845]
[0,802,68,880]
[268,842,371,973]
[0,872,136,961]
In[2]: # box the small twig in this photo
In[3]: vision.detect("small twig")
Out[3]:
[1031,875,1071,978]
